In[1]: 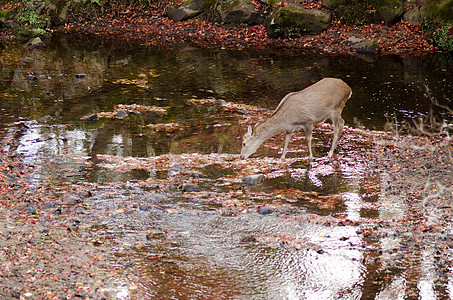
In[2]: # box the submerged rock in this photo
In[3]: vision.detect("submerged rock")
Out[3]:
[257,206,273,215]
[240,236,257,242]
[37,115,55,124]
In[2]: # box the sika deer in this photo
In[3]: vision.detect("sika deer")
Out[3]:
[240,78,352,160]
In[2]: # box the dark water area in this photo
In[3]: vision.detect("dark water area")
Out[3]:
[1,35,452,128]
[1,35,453,299]
[1,35,452,159]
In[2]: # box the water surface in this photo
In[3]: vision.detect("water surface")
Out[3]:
[1,35,452,299]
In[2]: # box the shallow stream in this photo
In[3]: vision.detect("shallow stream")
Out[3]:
[1,35,452,299]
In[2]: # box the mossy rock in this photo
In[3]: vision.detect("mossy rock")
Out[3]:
[369,0,404,24]
[268,4,331,37]
[324,0,404,25]
[167,0,217,21]
[217,0,265,25]
[421,0,453,23]
[327,0,376,25]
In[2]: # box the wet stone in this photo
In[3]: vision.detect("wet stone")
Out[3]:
[240,236,257,242]
[242,174,265,185]
[257,206,273,215]
[26,75,38,81]
[25,37,45,49]
[115,109,128,119]
[182,184,200,193]
[168,164,184,176]
[215,99,227,106]
[189,172,204,178]
[85,113,98,122]
[37,115,55,124]
[139,205,150,211]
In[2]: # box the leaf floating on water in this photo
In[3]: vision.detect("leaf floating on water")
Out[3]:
[80,104,167,120]
[143,123,182,132]
[111,78,152,89]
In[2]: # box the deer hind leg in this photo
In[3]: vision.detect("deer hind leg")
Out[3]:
[281,132,294,159]
[328,115,345,159]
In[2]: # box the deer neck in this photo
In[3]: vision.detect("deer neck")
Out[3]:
[254,118,282,141]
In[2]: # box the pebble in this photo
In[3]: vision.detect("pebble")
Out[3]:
[257,206,273,215]
[115,109,128,119]
[242,174,265,185]
[85,113,98,122]
[240,236,257,242]
[182,184,200,192]
[168,164,184,176]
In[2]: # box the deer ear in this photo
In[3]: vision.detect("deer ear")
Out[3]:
[247,125,253,135]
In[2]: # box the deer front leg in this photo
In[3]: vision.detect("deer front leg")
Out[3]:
[281,133,294,159]
[328,116,345,159]
[304,125,314,161]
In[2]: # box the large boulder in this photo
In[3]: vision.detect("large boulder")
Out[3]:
[369,0,405,24]
[322,0,405,25]
[421,0,453,23]
[403,6,423,24]
[217,0,265,25]
[268,4,331,37]
[348,37,380,54]
[46,0,73,26]
[167,0,208,22]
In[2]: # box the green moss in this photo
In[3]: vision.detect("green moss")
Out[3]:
[333,1,377,25]
[273,5,307,27]
[219,0,242,11]
[422,0,453,23]
[201,0,217,11]
[0,9,9,20]
[267,0,281,6]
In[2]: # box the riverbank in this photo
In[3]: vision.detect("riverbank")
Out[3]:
[60,5,435,55]
[1,0,437,55]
